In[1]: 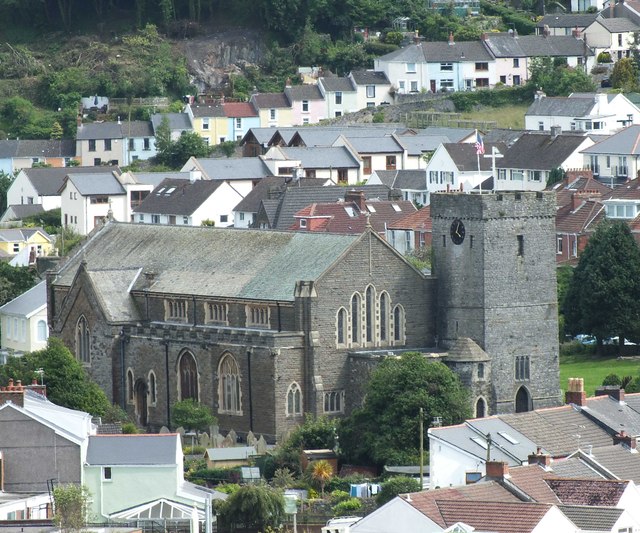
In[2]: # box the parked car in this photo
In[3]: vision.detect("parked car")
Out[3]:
[575,334,596,345]
[604,336,637,345]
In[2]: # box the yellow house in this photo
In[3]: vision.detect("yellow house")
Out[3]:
[185,104,229,146]
[0,228,55,260]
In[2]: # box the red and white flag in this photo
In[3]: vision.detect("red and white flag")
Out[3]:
[475,130,485,155]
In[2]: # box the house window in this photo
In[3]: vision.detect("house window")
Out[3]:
[557,237,563,254]
[323,390,344,413]
[529,170,542,182]
[440,79,454,91]
[429,171,438,183]
[89,139,96,152]
[103,467,112,481]
[149,371,157,405]
[183,216,189,224]
[335,92,342,105]
[143,138,150,150]
[179,350,199,401]
[513,58,520,68]
[303,118,309,125]
[219,353,241,414]
[129,138,135,150]
[475,62,488,71]
[351,293,361,344]
[247,305,270,328]
[236,118,242,129]
[104,139,112,151]
[166,299,188,321]
[538,121,544,131]
[151,214,160,224]
[306,169,316,178]
[379,292,389,342]
[478,362,485,379]
[337,307,347,346]
[337,168,348,184]
[363,156,372,175]
[220,215,228,224]
[386,156,397,170]
[206,302,228,324]
[335,111,342,118]
[406,62,416,73]
[366,85,376,98]
[302,100,309,112]
[37,320,48,342]
[510,169,524,181]
[75,315,91,364]
[399,80,406,93]
[440,62,453,71]
[202,118,210,130]
[513,75,521,85]
[410,80,418,92]
[393,305,405,343]
[130,190,149,209]
[270,109,276,120]
[90,195,109,204]
[497,169,507,180]
[299,219,307,228]
[12,243,19,253]
[515,355,530,380]
[618,34,623,46]
[500,75,507,84]
[286,382,302,416]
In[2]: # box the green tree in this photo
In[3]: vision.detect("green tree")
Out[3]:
[0,263,38,307]
[376,476,421,506]
[527,57,595,96]
[339,352,470,467]
[611,57,639,91]
[52,484,90,533]
[216,484,285,531]
[171,398,216,433]
[563,220,640,351]
[311,459,333,497]
[0,338,110,416]
[157,131,211,169]
[50,121,64,140]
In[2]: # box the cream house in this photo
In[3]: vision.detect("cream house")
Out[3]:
[0,281,48,358]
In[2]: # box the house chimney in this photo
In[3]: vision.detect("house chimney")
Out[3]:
[610,0,614,18]
[613,430,636,449]
[596,385,625,402]
[448,31,455,45]
[414,30,420,44]
[572,26,581,38]
[565,377,587,406]
[0,378,26,407]
[344,189,367,212]
[485,461,509,479]
[551,125,562,139]
[77,114,83,128]
[189,169,201,182]
[481,32,488,41]
[528,447,552,468]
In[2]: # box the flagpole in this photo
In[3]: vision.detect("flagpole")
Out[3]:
[476,129,482,194]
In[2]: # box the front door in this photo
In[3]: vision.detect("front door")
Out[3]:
[515,386,531,413]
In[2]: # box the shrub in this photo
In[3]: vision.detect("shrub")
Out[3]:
[597,52,612,63]
[329,490,351,505]
[333,497,362,515]
[376,476,421,506]
[603,373,622,386]
[121,422,139,434]
[325,474,367,493]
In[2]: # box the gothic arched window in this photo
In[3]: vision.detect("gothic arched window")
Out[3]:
[75,316,90,364]
[179,350,199,401]
[286,382,302,416]
[218,353,242,414]
[351,293,361,344]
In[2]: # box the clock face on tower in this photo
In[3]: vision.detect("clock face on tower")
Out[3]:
[450,219,465,245]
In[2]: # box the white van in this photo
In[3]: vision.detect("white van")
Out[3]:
[322,516,362,533]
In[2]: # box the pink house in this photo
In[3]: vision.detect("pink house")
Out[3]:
[284,84,325,126]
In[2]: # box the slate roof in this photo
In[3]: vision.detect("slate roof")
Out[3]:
[580,444,640,482]
[189,104,225,118]
[130,171,191,188]
[499,133,588,170]
[375,43,428,63]
[373,170,427,190]
[86,434,179,465]
[22,166,122,196]
[0,227,52,244]
[133,178,223,215]
[119,120,154,137]
[205,446,256,461]
[537,13,598,28]
[444,142,507,171]
[545,478,628,506]
[558,504,624,531]
[582,125,640,156]
[395,134,450,155]
[233,176,328,213]
[498,404,613,456]
[284,84,324,101]
[222,102,258,118]
[250,92,291,109]
[345,135,404,154]
[422,41,494,62]
[554,175,612,209]
[0,140,19,158]
[526,96,596,118]
[53,222,361,302]
[388,205,431,231]
[596,16,639,32]
[483,33,593,58]
[1,204,45,222]
[319,77,355,92]
[7,139,76,158]
[549,457,605,479]
[63,172,126,196]
[150,113,192,132]
[434,500,554,533]
[194,157,272,180]
[350,70,390,85]
[76,122,124,140]
[278,146,360,168]
[0,280,46,317]
[416,127,476,142]
[445,337,490,363]
[86,269,143,323]
[582,392,640,436]
[270,184,394,230]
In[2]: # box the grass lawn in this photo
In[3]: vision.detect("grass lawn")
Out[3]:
[460,104,528,130]
[559,354,640,396]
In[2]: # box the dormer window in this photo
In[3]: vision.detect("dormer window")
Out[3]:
[300,219,307,228]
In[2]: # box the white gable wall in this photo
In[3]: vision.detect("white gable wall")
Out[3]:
[7,172,61,211]
[350,496,444,533]
[533,506,583,533]
[429,434,487,488]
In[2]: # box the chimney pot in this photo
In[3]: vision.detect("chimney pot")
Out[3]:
[613,431,636,449]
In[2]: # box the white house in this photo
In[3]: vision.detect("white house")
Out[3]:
[525,92,640,133]
[59,171,127,235]
[581,125,640,184]
[0,281,48,359]
[318,77,359,118]
[348,70,393,109]
[583,16,639,61]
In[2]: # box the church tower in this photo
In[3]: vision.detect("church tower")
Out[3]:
[431,191,561,415]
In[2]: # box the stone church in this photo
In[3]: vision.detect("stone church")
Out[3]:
[47,191,560,441]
